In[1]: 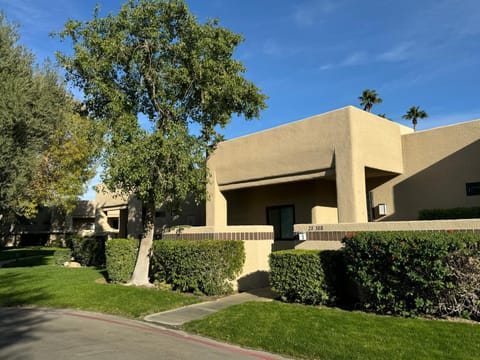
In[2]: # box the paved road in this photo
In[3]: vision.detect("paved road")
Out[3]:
[0,307,288,360]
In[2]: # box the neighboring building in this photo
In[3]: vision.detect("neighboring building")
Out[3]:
[206,106,480,239]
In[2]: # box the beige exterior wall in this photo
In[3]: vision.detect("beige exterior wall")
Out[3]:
[224,179,337,225]
[372,120,480,220]
[207,106,412,228]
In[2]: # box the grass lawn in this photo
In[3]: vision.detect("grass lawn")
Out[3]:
[0,251,202,318]
[0,247,56,261]
[184,301,480,360]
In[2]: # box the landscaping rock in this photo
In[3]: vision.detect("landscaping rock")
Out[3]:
[64,261,82,268]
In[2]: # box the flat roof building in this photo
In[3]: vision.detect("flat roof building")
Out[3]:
[206,106,480,239]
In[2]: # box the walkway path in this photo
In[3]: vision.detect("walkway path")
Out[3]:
[145,287,275,327]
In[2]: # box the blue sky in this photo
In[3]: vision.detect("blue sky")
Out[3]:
[1,0,479,197]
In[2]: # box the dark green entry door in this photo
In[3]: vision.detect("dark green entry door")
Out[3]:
[266,205,295,240]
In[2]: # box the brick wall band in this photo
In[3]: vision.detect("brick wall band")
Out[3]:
[161,231,274,241]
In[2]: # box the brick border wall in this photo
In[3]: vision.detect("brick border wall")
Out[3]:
[162,231,274,241]
[296,228,480,241]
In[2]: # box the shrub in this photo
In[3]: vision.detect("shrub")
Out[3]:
[419,207,480,220]
[151,240,245,295]
[105,238,139,283]
[269,250,346,305]
[343,231,480,318]
[53,248,72,266]
[67,235,106,267]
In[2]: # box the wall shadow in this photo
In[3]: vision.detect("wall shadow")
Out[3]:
[385,140,480,221]
[237,271,270,292]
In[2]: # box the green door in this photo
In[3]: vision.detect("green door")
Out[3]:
[267,205,295,240]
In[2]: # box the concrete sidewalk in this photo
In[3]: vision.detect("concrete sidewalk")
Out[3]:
[145,288,275,327]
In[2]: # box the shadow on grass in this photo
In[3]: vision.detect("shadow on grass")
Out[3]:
[0,272,51,306]
[0,248,55,261]
[1,256,52,268]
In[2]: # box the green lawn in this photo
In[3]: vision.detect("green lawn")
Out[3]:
[184,301,480,360]
[0,253,202,318]
[0,247,56,261]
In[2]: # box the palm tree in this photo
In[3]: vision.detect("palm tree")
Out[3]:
[402,106,428,131]
[358,89,383,112]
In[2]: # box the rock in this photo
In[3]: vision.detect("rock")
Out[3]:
[65,261,82,268]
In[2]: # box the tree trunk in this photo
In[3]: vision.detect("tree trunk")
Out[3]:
[128,202,155,286]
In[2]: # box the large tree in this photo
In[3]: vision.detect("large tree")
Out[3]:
[56,0,267,286]
[358,89,383,112]
[0,14,98,240]
[402,106,428,131]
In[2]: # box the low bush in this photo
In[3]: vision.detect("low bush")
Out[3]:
[53,248,72,266]
[105,238,139,283]
[419,207,480,220]
[151,240,245,295]
[269,250,329,305]
[343,231,480,319]
[67,235,106,267]
[269,250,347,305]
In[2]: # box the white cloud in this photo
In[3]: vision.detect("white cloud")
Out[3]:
[341,51,368,66]
[293,0,338,27]
[378,42,414,62]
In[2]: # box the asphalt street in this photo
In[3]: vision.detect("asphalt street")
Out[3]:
[0,307,288,360]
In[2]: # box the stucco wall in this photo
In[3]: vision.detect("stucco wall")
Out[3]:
[225,179,337,225]
[372,120,480,220]
[207,106,411,225]
[209,108,347,188]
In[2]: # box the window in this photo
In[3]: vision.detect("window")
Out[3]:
[108,217,119,230]
[267,205,295,240]
[466,182,480,196]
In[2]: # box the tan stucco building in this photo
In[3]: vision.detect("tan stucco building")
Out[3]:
[206,106,480,239]
[14,106,480,246]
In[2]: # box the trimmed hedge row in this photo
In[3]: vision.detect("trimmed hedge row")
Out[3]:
[343,231,480,319]
[269,250,350,306]
[151,240,245,295]
[270,232,480,320]
[105,238,139,283]
[419,207,480,220]
[67,235,106,267]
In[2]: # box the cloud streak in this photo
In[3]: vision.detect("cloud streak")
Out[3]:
[293,0,339,27]
[320,42,415,71]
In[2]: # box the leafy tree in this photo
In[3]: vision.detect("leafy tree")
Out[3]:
[358,89,383,112]
[0,14,98,241]
[402,106,428,131]
[56,0,267,285]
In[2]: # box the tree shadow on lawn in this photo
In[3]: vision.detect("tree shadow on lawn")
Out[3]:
[0,272,51,306]
[1,256,52,268]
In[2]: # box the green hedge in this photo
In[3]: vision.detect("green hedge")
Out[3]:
[151,240,245,295]
[419,207,480,220]
[53,248,72,266]
[67,235,106,267]
[269,250,347,305]
[343,231,480,319]
[105,238,139,283]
